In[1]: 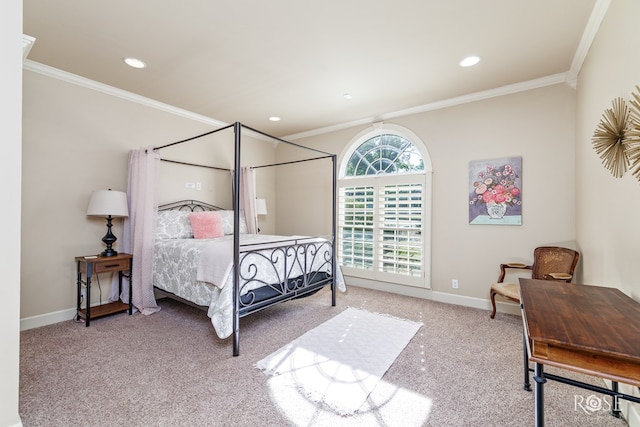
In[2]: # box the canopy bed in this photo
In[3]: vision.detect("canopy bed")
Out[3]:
[122,122,343,356]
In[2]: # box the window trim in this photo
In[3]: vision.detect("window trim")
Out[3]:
[338,124,433,288]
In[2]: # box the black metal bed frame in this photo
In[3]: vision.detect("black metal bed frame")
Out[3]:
[154,122,338,356]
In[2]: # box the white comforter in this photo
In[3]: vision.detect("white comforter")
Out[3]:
[153,234,345,338]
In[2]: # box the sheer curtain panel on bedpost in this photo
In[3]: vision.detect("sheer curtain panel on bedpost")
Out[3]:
[240,167,258,234]
[110,147,161,315]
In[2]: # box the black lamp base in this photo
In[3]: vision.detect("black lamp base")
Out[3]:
[101,248,119,257]
[100,215,119,257]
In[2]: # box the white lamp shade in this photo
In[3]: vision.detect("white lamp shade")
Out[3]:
[256,198,267,216]
[86,190,129,217]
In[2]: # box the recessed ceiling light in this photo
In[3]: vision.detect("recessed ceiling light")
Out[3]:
[269,116,281,122]
[123,57,146,69]
[459,56,480,67]
[343,93,353,100]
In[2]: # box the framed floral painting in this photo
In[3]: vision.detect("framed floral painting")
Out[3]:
[469,156,522,225]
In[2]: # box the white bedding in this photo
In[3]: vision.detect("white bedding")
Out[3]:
[153,234,345,338]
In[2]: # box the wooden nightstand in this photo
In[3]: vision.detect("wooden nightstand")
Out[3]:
[75,253,133,326]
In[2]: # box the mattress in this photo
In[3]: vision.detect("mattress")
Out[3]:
[153,234,345,338]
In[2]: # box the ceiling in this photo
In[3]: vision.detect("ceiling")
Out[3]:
[23,0,602,139]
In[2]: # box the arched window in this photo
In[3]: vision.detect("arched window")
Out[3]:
[339,125,432,288]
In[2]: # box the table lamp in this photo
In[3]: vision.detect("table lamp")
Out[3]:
[86,189,129,257]
[256,198,268,216]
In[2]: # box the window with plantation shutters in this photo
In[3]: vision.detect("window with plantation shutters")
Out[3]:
[379,183,422,276]
[339,186,375,270]
[339,130,432,288]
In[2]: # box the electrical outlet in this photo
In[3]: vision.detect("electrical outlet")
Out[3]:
[80,289,86,298]
[452,279,459,289]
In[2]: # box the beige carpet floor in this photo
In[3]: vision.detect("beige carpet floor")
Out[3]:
[19,285,630,426]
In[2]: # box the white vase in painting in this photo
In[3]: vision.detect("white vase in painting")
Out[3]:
[486,201,507,219]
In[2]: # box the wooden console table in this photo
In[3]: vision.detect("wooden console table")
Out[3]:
[520,279,640,426]
[76,253,133,326]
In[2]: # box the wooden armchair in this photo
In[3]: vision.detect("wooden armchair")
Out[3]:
[489,246,580,319]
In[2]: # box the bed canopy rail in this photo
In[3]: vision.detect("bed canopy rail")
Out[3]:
[160,154,333,172]
[240,122,333,157]
[153,121,334,170]
[153,123,234,151]
[152,122,339,356]
[160,158,231,172]
[251,155,335,170]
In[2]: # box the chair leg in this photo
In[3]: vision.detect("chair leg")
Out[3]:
[490,289,497,319]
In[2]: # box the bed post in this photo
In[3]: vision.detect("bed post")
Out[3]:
[331,154,337,307]
[232,122,242,356]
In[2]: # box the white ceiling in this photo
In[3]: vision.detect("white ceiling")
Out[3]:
[23,0,603,138]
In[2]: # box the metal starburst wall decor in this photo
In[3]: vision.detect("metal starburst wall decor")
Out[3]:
[592,97,632,178]
[625,86,640,180]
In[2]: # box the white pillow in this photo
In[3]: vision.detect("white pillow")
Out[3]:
[218,210,248,234]
[155,211,193,239]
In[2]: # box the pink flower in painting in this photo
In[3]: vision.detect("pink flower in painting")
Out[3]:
[494,193,507,203]
[470,162,521,207]
[475,183,487,195]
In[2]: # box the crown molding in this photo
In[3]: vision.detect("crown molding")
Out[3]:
[23,60,229,129]
[22,60,282,144]
[23,0,611,144]
[286,0,611,141]
[22,60,572,144]
[566,0,611,87]
[285,73,569,140]
[25,0,607,148]
[22,34,36,60]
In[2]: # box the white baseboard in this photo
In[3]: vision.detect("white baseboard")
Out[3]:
[21,278,521,330]
[345,276,521,316]
[619,383,640,427]
[586,375,640,425]
[20,308,77,331]
[630,403,640,427]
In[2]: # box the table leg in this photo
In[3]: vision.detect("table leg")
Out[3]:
[534,362,546,427]
[76,262,82,322]
[85,275,91,327]
[128,260,133,315]
[118,270,123,303]
[611,381,621,418]
[523,331,531,391]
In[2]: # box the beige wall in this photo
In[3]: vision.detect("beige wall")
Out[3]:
[24,63,581,321]
[576,0,640,300]
[2,1,23,425]
[21,71,276,321]
[575,0,640,422]
[277,84,578,302]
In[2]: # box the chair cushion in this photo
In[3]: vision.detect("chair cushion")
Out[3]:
[491,282,520,301]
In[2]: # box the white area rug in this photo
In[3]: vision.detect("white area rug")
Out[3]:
[255,307,422,415]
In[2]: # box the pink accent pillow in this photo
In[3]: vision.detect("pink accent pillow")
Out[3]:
[188,211,224,239]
